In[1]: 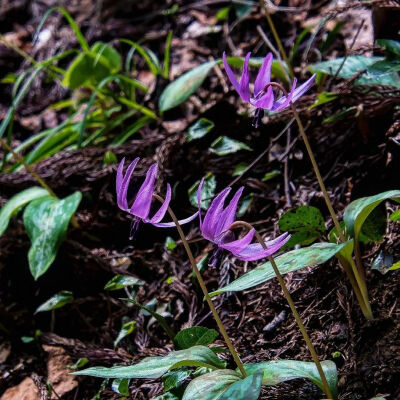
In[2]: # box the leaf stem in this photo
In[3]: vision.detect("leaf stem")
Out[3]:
[230,220,334,399]
[152,194,247,378]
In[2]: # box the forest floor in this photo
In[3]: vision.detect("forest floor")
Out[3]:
[0,1,399,399]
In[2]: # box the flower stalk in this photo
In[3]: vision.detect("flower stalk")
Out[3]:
[229,220,333,399]
[153,194,247,378]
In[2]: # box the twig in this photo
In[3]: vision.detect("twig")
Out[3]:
[283,127,292,207]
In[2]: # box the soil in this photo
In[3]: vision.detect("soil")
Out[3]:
[0,1,399,399]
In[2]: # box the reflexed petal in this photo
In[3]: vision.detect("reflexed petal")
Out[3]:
[202,187,232,240]
[237,232,290,254]
[250,86,274,109]
[130,163,158,218]
[214,187,244,234]
[234,233,291,261]
[197,178,205,227]
[219,229,255,253]
[222,52,250,102]
[149,183,171,223]
[239,52,251,102]
[254,53,273,95]
[289,74,315,103]
[271,78,297,112]
[117,157,139,210]
[152,211,199,227]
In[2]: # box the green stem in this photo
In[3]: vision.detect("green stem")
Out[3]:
[230,221,333,399]
[153,194,247,378]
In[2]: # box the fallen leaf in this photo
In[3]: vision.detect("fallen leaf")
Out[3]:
[0,377,39,400]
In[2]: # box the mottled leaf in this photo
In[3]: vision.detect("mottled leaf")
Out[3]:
[219,371,262,400]
[210,242,349,296]
[35,291,73,313]
[188,173,216,210]
[163,369,191,392]
[174,327,218,350]
[73,346,225,379]
[210,136,251,156]
[244,359,337,399]
[114,321,136,348]
[187,118,215,142]
[104,275,144,291]
[0,187,49,236]
[23,192,82,279]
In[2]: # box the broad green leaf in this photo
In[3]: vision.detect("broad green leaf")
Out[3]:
[390,209,400,221]
[216,7,230,21]
[152,393,179,400]
[310,56,400,88]
[104,275,144,291]
[187,118,215,142]
[278,206,326,248]
[23,192,82,279]
[244,359,338,399]
[111,378,130,395]
[360,206,387,242]
[237,194,253,218]
[35,291,73,313]
[159,61,217,111]
[73,346,226,379]
[92,42,122,73]
[210,136,251,156]
[182,369,241,400]
[124,299,175,340]
[0,187,49,236]
[210,242,349,297]
[218,371,262,400]
[377,39,400,57]
[309,92,339,109]
[343,190,400,240]
[189,173,216,210]
[114,321,136,348]
[174,327,218,350]
[163,369,191,392]
[232,162,248,177]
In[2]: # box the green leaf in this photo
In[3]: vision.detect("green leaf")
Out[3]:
[218,371,262,400]
[165,236,177,251]
[111,378,130,395]
[35,291,73,313]
[68,358,89,370]
[377,39,400,57]
[103,151,117,165]
[159,61,217,111]
[210,136,251,156]
[360,206,387,242]
[182,369,241,400]
[278,206,326,248]
[124,299,175,341]
[163,369,191,392]
[310,55,400,88]
[174,327,218,350]
[210,242,349,297]
[244,359,338,399]
[114,321,136,348]
[232,162,248,177]
[309,92,339,109]
[187,118,215,142]
[343,190,400,240]
[23,192,82,279]
[152,393,179,400]
[91,42,122,73]
[73,346,226,379]
[0,187,49,236]
[215,7,230,21]
[371,251,396,275]
[237,194,253,218]
[104,275,144,291]
[189,173,216,210]
[390,209,400,221]
[262,170,280,182]
[234,1,254,19]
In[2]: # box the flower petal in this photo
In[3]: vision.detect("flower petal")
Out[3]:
[222,52,251,102]
[130,163,158,219]
[152,211,199,227]
[149,183,171,223]
[117,157,139,210]
[254,53,273,96]
[234,233,291,261]
[214,187,244,234]
[271,78,297,112]
[250,86,274,109]
[202,187,232,241]
[219,228,255,253]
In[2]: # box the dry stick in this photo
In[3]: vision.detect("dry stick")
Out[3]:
[152,194,247,378]
[0,138,80,229]
[230,220,333,399]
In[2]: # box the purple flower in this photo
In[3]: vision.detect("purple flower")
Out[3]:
[117,158,198,238]
[197,179,290,265]
[222,52,316,127]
